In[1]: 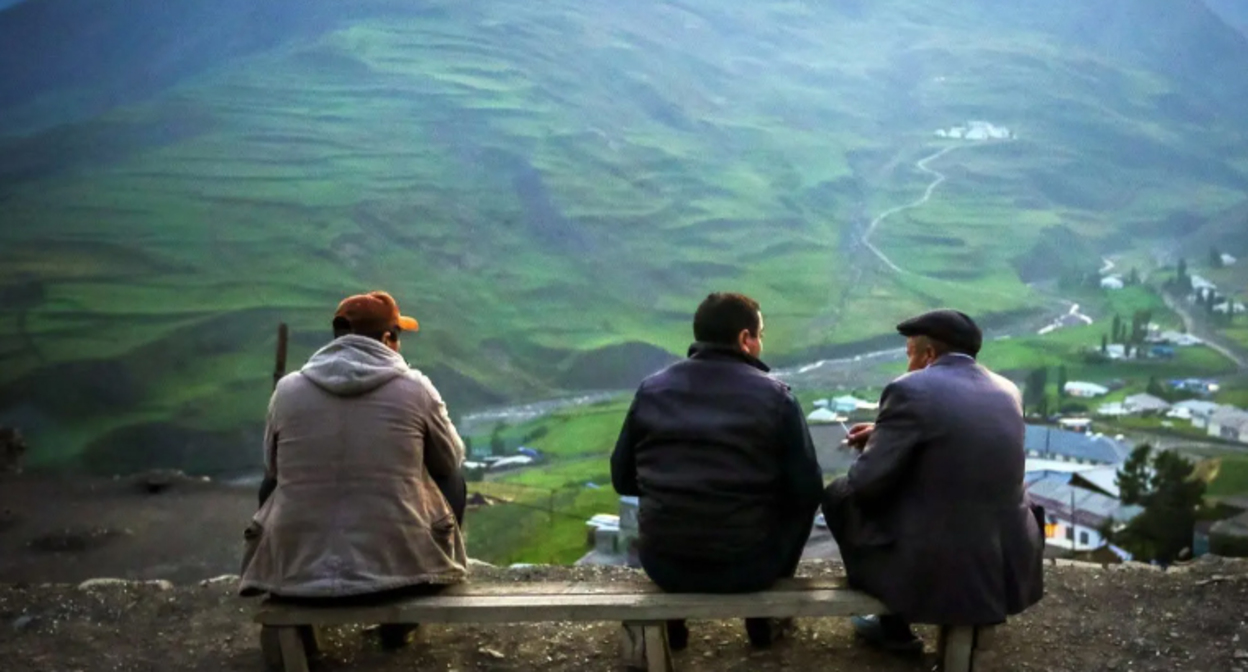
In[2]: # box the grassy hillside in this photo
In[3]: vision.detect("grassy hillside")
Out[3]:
[2,0,1248,472]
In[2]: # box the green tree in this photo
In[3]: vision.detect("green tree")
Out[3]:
[1113,445,1206,566]
[1100,334,1109,355]
[1056,366,1069,399]
[1146,376,1165,397]
[1175,258,1192,293]
[1116,444,1153,507]
[1111,314,1123,343]
[1128,267,1141,285]
[1210,246,1223,268]
[1023,367,1049,415]
[490,423,507,455]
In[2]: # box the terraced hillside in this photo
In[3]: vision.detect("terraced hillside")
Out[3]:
[2,0,1248,472]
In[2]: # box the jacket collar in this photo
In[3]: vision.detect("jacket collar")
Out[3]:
[687,342,771,372]
[930,352,977,368]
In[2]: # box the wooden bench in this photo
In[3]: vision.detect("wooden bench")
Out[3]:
[254,579,999,672]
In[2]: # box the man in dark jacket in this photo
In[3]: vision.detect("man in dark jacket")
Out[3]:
[611,292,824,650]
[822,309,1045,653]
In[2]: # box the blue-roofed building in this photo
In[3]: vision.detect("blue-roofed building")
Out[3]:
[1024,425,1131,466]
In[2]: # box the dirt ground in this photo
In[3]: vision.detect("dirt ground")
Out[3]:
[1,475,1248,672]
[0,474,256,584]
[2,560,1247,672]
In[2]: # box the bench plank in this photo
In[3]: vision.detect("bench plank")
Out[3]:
[257,577,849,603]
[256,584,884,626]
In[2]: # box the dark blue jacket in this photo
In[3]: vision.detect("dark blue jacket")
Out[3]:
[611,343,822,561]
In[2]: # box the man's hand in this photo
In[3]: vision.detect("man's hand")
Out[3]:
[843,423,875,451]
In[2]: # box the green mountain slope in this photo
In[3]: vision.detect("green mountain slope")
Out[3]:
[2,0,1248,472]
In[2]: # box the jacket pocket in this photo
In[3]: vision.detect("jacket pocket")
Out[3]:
[240,520,263,575]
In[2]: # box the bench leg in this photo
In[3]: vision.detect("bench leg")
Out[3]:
[939,625,974,672]
[644,622,673,672]
[938,625,1000,672]
[260,626,283,670]
[298,625,324,658]
[277,626,311,672]
[971,625,999,672]
[621,621,674,672]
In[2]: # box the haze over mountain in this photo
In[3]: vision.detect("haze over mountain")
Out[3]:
[1205,0,1248,38]
[2,0,1247,473]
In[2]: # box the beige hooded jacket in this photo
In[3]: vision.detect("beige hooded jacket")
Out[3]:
[239,335,467,597]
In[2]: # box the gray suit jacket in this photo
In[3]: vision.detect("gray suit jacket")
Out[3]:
[823,354,1044,625]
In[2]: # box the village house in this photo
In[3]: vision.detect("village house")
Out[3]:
[1026,473,1141,558]
[1221,253,1238,266]
[1210,510,1248,556]
[805,407,842,424]
[1167,399,1225,428]
[1122,393,1172,415]
[1100,276,1125,290]
[1153,331,1204,347]
[1065,381,1110,398]
[1190,275,1217,294]
[1208,408,1248,443]
[1067,466,1122,499]
[1096,402,1131,417]
[1024,425,1130,466]
[1170,378,1219,395]
[1057,417,1093,433]
[577,497,640,567]
[829,395,868,414]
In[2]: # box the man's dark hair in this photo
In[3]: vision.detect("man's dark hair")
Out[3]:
[693,292,761,345]
[332,317,397,342]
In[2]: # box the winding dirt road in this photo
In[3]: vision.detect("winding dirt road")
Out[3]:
[1162,290,1248,370]
[859,144,964,274]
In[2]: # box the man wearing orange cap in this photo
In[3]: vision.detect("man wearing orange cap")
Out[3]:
[240,291,468,648]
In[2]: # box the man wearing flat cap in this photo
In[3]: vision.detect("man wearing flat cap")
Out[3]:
[821,309,1044,652]
[241,291,468,648]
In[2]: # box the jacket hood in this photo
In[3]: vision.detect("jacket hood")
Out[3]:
[300,335,409,396]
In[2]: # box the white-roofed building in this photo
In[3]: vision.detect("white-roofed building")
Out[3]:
[1069,466,1122,499]
[806,408,842,425]
[1123,394,1171,415]
[1209,408,1248,443]
[1065,381,1110,398]
[1168,400,1225,428]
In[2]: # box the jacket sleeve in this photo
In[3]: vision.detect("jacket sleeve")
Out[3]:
[847,380,926,502]
[779,392,824,513]
[420,376,466,479]
[611,396,642,496]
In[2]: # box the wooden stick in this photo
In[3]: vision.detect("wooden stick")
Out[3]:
[273,323,289,390]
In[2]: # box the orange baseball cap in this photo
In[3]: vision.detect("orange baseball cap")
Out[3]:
[333,291,419,335]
